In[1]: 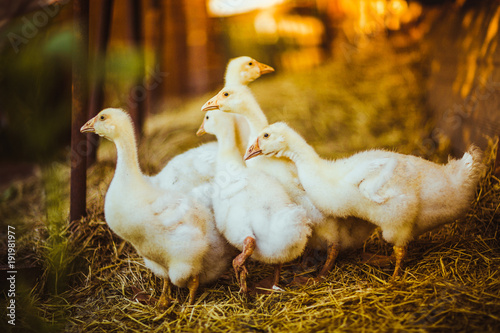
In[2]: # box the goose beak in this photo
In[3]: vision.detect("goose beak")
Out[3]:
[257,61,274,75]
[244,138,263,160]
[201,94,220,112]
[196,122,206,136]
[80,116,97,133]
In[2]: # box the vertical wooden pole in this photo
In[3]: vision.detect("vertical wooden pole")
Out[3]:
[182,0,209,95]
[164,0,188,96]
[71,0,89,222]
[127,0,145,137]
[87,0,114,167]
[148,0,162,110]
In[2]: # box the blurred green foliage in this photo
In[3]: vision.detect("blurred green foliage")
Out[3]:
[0,15,145,163]
[0,20,73,162]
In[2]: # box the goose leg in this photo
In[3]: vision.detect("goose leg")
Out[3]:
[317,243,340,278]
[392,245,407,278]
[300,247,314,269]
[232,236,256,294]
[187,275,200,305]
[272,264,283,290]
[158,278,172,309]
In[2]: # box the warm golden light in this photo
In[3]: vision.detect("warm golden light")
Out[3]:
[339,0,422,34]
[374,0,386,15]
[208,0,286,17]
[253,8,325,71]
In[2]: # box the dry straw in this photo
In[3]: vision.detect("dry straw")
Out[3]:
[2,38,499,332]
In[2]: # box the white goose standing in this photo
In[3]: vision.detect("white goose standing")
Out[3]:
[81,108,235,306]
[245,122,484,278]
[196,110,311,292]
[201,85,376,277]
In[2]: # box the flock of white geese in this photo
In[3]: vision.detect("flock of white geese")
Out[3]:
[80,56,484,308]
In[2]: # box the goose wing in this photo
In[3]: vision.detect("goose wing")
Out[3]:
[344,157,398,204]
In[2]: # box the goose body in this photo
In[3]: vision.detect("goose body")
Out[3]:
[81,108,235,306]
[202,85,376,276]
[246,122,484,277]
[149,142,218,192]
[197,110,311,291]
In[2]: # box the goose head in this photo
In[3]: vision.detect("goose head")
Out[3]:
[201,85,256,115]
[244,122,290,160]
[80,108,133,142]
[196,110,235,138]
[225,56,274,86]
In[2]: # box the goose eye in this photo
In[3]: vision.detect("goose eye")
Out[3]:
[100,115,105,120]
[223,92,229,97]
[248,62,253,66]
[205,116,209,120]
[263,133,269,138]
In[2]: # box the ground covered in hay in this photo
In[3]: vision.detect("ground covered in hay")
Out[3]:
[2,37,500,332]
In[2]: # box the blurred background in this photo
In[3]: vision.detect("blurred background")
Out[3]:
[0,0,499,187]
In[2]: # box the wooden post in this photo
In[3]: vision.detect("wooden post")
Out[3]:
[147,0,162,110]
[182,0,209,95]
[71,0,89,222]
[163,0,188,96]
[87,0,114,167]
[127,0,145,137]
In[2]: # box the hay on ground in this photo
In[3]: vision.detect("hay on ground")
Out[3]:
[2,36,500,332]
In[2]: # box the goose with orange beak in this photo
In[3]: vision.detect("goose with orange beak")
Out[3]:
[196,110,311,294]
[80,108,236,307]
[224,56,274,86]
[201,86,378,279]
[245,122,484,279]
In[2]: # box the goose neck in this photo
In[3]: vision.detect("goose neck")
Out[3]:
[216,124,245,167]
[113,130,144,184]
[284,132,323,169]
[245,110,269,138]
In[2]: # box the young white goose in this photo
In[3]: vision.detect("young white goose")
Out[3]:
[224,56,275,86]
[196,110,311,292]
[80,108,235,307]
[245,122,484,278]
[149,57,274,193]
[201,85,376,277]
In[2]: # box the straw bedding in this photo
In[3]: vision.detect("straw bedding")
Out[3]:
[2,37,499,332]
